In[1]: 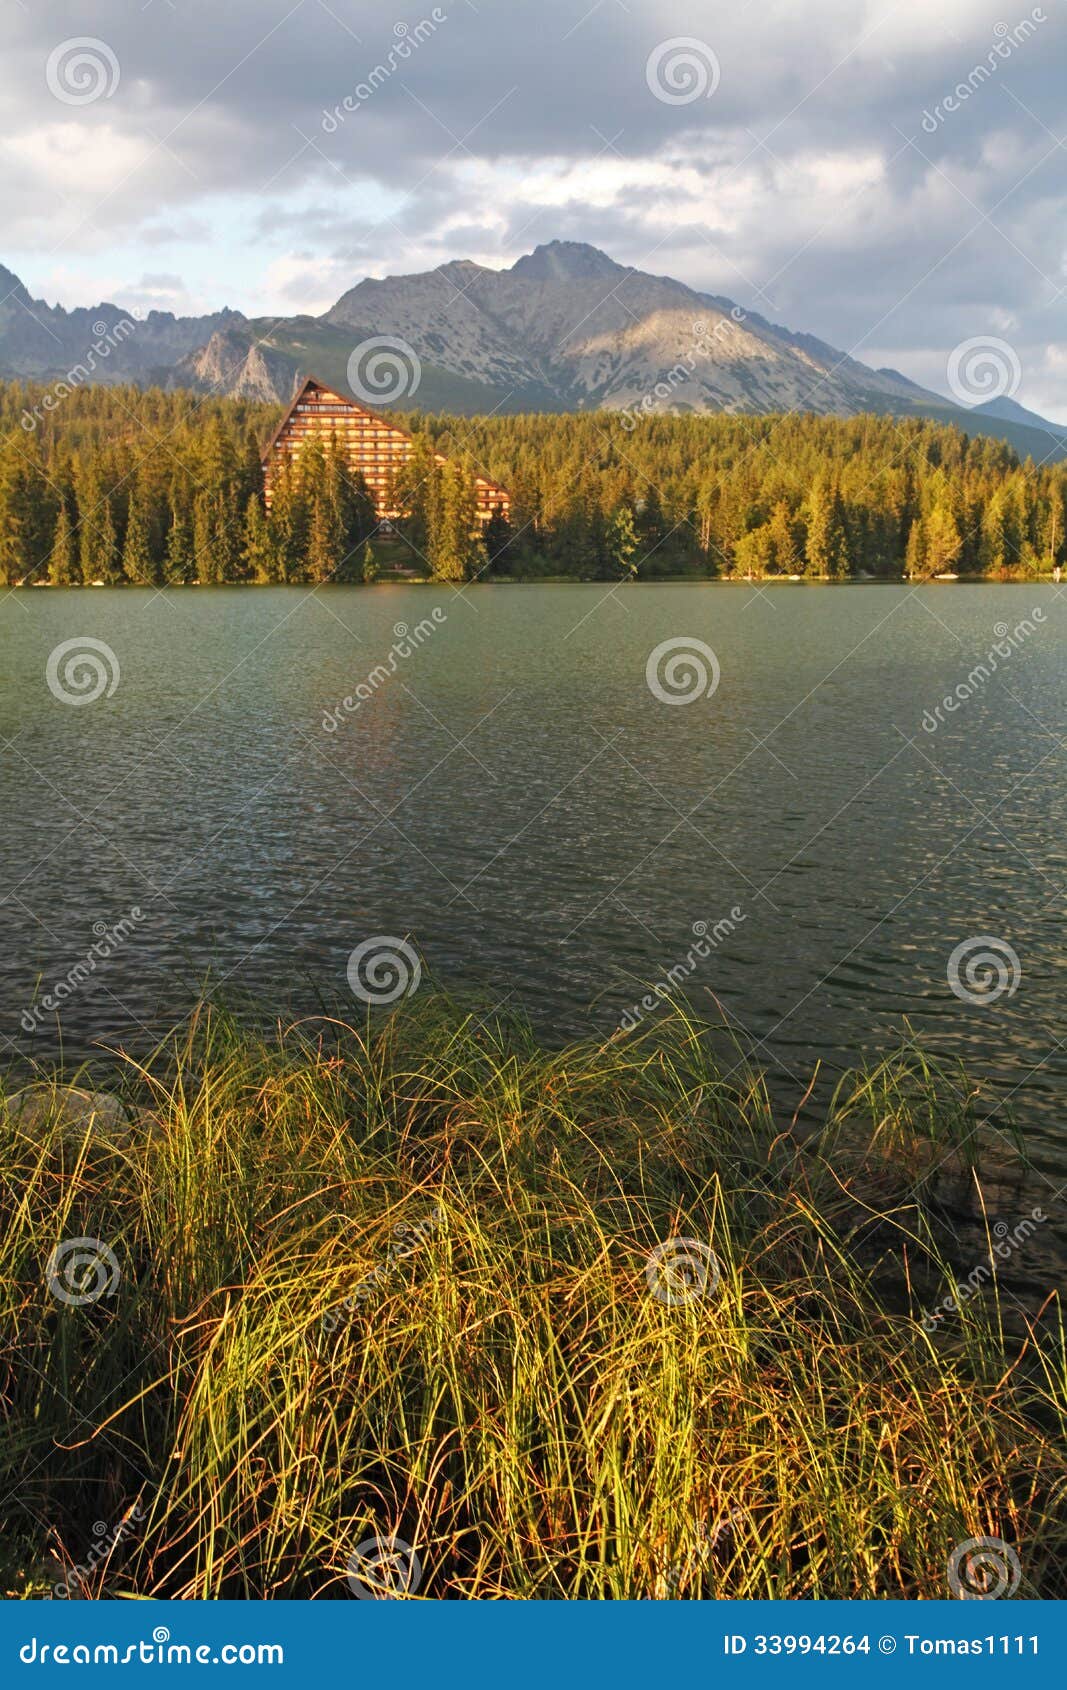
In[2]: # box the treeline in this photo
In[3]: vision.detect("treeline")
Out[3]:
[422,409,1067,579]
[0,384,276,587]
[0,381,506,586]
[1,378,1065,584]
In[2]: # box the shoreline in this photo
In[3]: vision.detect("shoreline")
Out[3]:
[8,574,1062,590]
[3,995,1063,1599]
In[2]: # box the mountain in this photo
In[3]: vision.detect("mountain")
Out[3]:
[3,243,1066,460]
[0,263,241,383]
[322,242,928,417]
[167,327,303,404]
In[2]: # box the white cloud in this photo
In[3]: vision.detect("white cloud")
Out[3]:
[2,0,1067,410]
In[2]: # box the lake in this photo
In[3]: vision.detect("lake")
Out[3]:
[2,581,1065,1171]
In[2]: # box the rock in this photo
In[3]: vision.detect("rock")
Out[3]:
[4,1085,132,1145]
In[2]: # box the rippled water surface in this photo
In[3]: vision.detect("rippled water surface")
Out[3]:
[2,582,1065,1163]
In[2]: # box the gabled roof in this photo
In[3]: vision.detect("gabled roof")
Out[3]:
[260,376,354,461]
[260,372,511,500]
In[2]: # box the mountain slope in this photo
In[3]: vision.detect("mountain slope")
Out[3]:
[324,241,934,418]
[0,264,242,382]
[2,244,1065,460]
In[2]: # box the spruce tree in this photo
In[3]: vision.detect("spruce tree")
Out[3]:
[99,499,120,583]
[767,500,798,574]
[904,517,926,579]
[164,507,193,584]
[396,434,439,561]
[49,497,78,585]
[607,505,638,579]
[924,503,961,575]
[804,479,847,578]
[241,495,279,584]
[430,463,479,581]
[212,490,242,581]
[482,504,513,574]
[307,492,342,582]
[192,491,216,582]
[122,492,156,584]
[0,434,33,583]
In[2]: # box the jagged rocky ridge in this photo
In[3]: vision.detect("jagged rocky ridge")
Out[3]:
[2,245,1065,458]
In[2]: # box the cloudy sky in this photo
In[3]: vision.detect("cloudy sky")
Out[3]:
[3,0,1066,417]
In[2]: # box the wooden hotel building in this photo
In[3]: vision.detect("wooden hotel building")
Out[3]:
[261,376,510,525]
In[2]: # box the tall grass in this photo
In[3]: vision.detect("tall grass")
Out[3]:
[1,996,1064,1599]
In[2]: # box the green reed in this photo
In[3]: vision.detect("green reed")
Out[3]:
[1,996,1064,1599]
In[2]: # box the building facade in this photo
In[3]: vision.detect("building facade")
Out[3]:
[261,377,510,524]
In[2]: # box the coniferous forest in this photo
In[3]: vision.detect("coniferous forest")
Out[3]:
[1,377,1065,585]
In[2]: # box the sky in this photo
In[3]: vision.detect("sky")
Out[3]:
[2,0,1066,419]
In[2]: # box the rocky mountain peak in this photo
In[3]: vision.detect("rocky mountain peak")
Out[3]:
[509,241,626,283]
[0,264,35,309]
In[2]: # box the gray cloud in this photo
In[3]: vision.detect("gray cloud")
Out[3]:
[3,0,1067,414]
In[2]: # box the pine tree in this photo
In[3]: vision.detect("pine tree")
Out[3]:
[637,484,666,552]
[99,499,120,583]
[122,492,156,584]
[192,491,216,582]
[325,432,374,575]
[164,507,193,584]
[482,504,513,575]
[49,497,78,585]
[978,487,1010,576]
[0,433,33,583]
[804,479,847,578]
[429,463,480,581]
[395,434,439,562]
[0,431,57,583]
[239,426,266,506]
[767,500,798,575]
[924,503,961,575]
[212,491,242,581]
[587,505,612,580]
[269,457,308,581]
[241,495,279,584]
[904,517,926,579]
[307,491,342,583]
[607,505,638,579]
